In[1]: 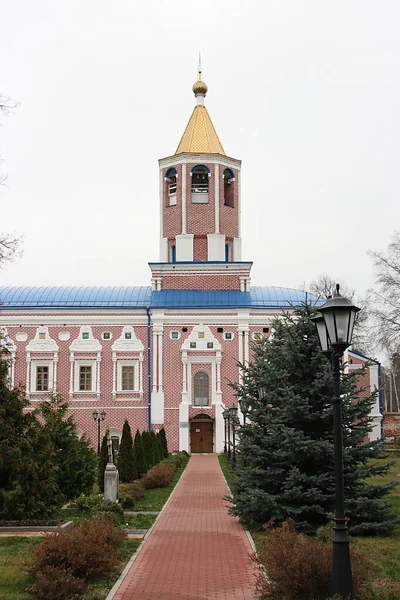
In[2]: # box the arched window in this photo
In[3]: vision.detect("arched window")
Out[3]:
[194,371,209,406]
[165,167,177,206]
[223,168,235,207]
[191,165,209,203]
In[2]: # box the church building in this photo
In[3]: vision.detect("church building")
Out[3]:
[0,69,383,452]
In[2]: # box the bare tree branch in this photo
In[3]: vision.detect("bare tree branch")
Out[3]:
[0,233,23,268]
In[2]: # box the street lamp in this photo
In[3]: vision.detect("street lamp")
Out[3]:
[238,395,251,425]
[92,410,106,455]
[222,408,230,453]
[230,403,239,469]
[311,284,360,600]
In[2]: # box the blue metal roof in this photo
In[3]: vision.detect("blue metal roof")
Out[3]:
[0,286,321,310]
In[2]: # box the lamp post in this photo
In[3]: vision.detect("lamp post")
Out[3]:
[311,284,360,600]
[230,403,239,469]
[92,410,106,455]
[238,395,250,425]
[226,409,231,460]
[223,408,230,453]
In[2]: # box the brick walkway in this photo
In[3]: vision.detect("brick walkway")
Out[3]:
[114,455,256,600]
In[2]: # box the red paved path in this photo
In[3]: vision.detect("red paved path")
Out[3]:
[114,455,256,600]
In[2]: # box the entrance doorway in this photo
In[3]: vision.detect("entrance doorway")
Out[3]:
[190,416,214,453]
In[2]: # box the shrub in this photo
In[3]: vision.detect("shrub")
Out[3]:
[27,565,86,600]
[89,500,124,526]
[142,431,155,470]
[143,464,174,489]
[254,520,371,600]
[119,494,134,509]
[159,427,168,458]
[30,518,126,583]
[126,480,146,501]
[162,452,189,470]
[69,494,103,512]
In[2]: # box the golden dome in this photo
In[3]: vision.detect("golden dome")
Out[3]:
[192,77,208,96]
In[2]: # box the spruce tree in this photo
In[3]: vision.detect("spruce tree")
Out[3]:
[98,430,114,493]
[156,432,164,463]
[0,350,62,519]
[159,427,168,458]
[231,304,398,535]
[133,430,146,477]
[118,420,135,482]
[142,430,155,470]
[37,395,97,500]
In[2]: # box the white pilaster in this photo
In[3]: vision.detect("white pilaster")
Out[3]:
[152,331,158,392]
[182,163,187,234]
[26,352,31,399]
[207,233,225,261]
[112,352,117,399]
[244,330,250,365]
[176,233,194,261]
[214,163,220,233]
[96,351,101,400]
[369,363,383,441]
[158,332,163,392]
[233,237,242,261]
[69,352,74,399]
[238,330,243,383]
[159,168,163,239]
[53,352,58,393]
[139,353,144,397]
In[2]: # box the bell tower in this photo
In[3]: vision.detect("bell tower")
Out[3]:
[150,65,252,291]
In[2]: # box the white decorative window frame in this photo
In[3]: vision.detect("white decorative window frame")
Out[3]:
[0,327,17,388]
[69,326,102,400]
[74,359,97,394]
[111,326,144,399]
[30,359,54,394]
[26,327,59,399]
[117,360,139,392]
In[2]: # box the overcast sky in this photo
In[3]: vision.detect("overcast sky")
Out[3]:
[1,0,399,298]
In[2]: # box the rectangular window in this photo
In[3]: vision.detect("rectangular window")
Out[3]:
[36,366,49,391]
[79,366,92,391]
[82,332,89,339]
[125,332,132,340]
[121,366,134,391]
[111,436,120,453]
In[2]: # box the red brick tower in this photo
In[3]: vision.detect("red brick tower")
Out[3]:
[150,66,252,291]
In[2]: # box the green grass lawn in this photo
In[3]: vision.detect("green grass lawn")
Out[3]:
[132,461,189,512]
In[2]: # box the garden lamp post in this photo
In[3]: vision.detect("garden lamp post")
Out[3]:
[226,408,232,460]
[223,408,230,453]
[238,395,251,425]
[230,403,239,469]
[92,410,106,455]
[311,284,360,600]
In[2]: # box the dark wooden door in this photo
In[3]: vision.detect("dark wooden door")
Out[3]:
[190,421,214,453]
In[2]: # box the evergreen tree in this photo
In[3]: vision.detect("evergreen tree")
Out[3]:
[97,430,114,493]
[231,304,398,535]
[142,430,155,470]
[156,432,164,463]
[37,395,97,501]
[150,430,161,464]
[159,427,168,458]
[133,430,146,477]
[0,350,62,519]
[118,420,135,482]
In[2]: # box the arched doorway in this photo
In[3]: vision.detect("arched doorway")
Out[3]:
[190,414,214,453]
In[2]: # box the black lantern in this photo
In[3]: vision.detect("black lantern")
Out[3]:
[230,404,238,469]
[311,283,360,600]
[238,395,251,425]
[317,285,360,353]
[92,410,106,455]
[222,408,230,453]
[311,311,331,356]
